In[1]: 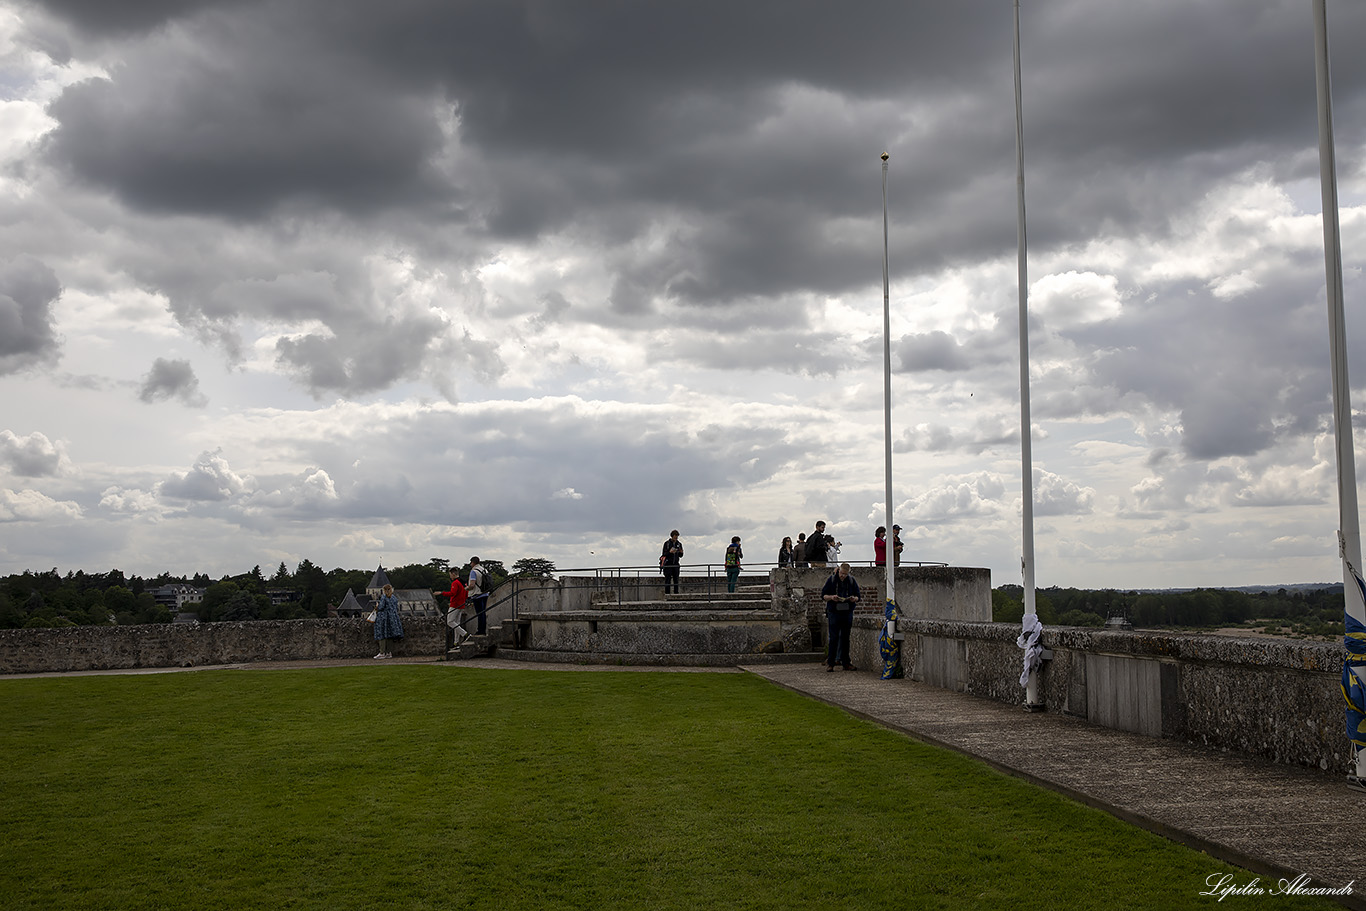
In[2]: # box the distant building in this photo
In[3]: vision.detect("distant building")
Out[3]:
[365,565,439,617]
[152,584,206,612]
[337,589,369,618]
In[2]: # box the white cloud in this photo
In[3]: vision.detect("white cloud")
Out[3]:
[0,487,81,522]
[158,451,255,502]
[0,429,69,477]
[1030,271,1122,327]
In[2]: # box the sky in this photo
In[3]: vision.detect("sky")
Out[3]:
[2,0,1366,589]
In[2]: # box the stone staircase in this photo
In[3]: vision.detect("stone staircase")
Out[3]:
[446,582,820,666]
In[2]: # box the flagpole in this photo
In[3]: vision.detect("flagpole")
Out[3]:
[1013,0,1044,710]
[882,151,897,622]
[1311,0,1366,788]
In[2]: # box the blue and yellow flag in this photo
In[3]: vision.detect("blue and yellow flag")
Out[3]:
[880,599,904,680]
[1344,570,1366,749]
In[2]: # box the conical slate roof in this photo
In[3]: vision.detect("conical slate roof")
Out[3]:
[337,588,364,616]
[367,565,391,591]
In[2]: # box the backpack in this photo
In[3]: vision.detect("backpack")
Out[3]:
[725,546,740,568]
[804,534,824,561]
[472,567,490,594]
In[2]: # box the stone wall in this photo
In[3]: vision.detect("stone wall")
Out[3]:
[524,610,785,656]
[0,617,446,675]
[769,565,991,651]
[509,573,771,612]
[848,617,1348,775]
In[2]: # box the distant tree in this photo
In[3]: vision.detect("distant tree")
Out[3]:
[135,593,171,625]
[200,582,241,622]
[271,562,292,585]
[991,588,1024,624]
[389,563,448,592]
[220,590,260,622]
[428,557,450,572]
[511,557,557,578]
[1056,609,1105,628]
[0,592,22,629]
[105,585,136,616]
[327,568,371,603]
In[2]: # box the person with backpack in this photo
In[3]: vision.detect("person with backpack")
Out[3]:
[806,521,830,567]
[724,536,743,592]
[822,563,861,672]
[467,556,493,635]
[661,530,684,594]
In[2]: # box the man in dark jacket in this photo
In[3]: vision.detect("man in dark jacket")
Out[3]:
[661,530,684,594]
[806,521,829,567]
[822,562,861,671]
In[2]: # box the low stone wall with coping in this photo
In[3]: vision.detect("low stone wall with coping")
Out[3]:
[769,565,992,651]
[0,617,447,675]
[848,617,1348,775]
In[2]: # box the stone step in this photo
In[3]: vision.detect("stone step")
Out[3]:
[664,590,770,602]
[488,647,826,667]
[445,633,491,660]
[595,600,772,611]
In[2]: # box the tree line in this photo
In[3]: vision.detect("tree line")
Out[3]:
[992,583,1345,635]
[0,557,557,629]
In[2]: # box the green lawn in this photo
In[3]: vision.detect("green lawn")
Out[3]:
[0,667,1336,910]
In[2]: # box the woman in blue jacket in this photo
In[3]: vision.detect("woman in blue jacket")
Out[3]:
[373,583,404,659]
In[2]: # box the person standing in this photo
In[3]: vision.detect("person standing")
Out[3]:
[892,525,904,566]
[778,536,795,567]
[794,533,809,568]
[661,530,684,595]
[467,557,492,635]
[436,569,469,649]
[724,536,743,593]
[874,527,888,566]
[822,563,861,672]
[807,521,829,568]
[373,583,404,659]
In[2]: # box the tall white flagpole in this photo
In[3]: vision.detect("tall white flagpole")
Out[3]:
[1310,0,1366,787]
[1013,0,1044,710]
[882,152,897,615]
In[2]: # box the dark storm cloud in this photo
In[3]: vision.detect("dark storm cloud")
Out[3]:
[137,357,207,407]
[20,0,1366,442]
[0,256,61,374]
[43,39,448,219]
[895,331,972,373]
[25,0,246,36]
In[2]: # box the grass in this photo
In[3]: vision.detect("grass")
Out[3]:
[0,667,1339,910]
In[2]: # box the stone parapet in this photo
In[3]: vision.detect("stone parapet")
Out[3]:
[0,618,446,675]
[520,609,784,656]
[768,566,991,652]
[846,618,1348,775]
